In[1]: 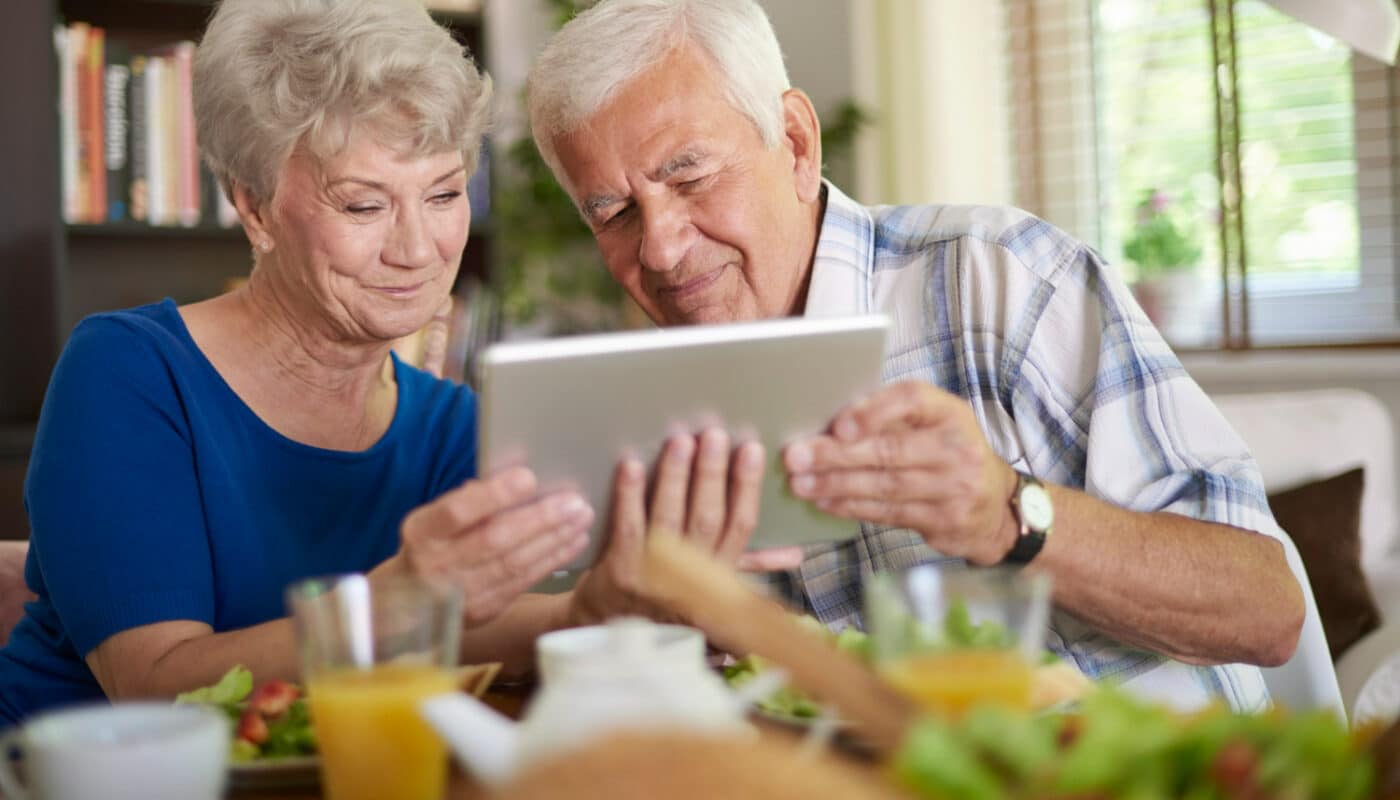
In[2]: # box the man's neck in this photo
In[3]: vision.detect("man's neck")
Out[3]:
[787,183,830,317]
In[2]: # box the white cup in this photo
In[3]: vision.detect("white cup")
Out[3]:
[534,619,706,685]
[0,702,229,800]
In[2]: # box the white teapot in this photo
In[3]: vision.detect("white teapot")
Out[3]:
[419,617,784,786]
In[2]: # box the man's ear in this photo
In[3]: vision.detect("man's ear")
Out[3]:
[780,88,823,204]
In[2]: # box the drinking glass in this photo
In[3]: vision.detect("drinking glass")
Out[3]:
[287,573,464,800]
[865,565,1051,718]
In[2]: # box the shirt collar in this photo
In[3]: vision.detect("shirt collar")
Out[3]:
[803,180,874,318]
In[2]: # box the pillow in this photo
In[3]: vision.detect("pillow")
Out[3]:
[1267,467,1380,660]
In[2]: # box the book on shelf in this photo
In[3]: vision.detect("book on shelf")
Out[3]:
[53,23,238,230]
[53,19,492,232]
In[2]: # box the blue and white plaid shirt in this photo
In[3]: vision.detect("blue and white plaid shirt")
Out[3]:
[771,181,1286,712]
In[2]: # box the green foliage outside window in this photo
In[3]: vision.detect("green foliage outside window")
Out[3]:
[1121,189,1202,279]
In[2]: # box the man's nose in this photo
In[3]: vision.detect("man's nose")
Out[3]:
[384,205,435,269]
[637,197,695,273]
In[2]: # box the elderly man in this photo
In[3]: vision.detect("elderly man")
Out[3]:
[526,0,1304,710]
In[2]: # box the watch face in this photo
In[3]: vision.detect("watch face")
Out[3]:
[1019,483,1054,530]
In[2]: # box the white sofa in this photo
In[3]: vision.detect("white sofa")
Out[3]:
[1213,388,1400,724]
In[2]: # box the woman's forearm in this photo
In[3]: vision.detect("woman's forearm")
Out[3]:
[87,617,299,701]
[459,592,572,679]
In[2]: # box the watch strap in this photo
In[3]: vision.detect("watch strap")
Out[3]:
[1001,470,1050,565]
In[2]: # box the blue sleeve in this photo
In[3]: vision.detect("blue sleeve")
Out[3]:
[25,317,214,657]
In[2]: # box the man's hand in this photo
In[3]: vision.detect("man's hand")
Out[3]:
[392,467,593,626]
[783,381,1019,565]
[568,429,799,626]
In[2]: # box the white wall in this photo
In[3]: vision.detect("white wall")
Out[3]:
[1184,350,1400,516]
[758,0,859,190]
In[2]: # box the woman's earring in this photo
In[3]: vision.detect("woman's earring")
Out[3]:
[259,240,273,253]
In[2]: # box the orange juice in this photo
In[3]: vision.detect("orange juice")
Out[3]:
[880,650,1033,718]
[308,663,459,800]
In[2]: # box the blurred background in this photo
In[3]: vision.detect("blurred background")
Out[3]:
[3,0,1400,539]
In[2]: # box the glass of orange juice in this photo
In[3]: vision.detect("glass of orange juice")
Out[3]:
[865,565,1050,719]
[287,574,463,800]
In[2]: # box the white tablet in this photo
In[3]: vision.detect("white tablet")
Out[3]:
[477,315,891,570]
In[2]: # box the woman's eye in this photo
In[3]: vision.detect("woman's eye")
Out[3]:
[431,191,463,205]
[346,205,381,215]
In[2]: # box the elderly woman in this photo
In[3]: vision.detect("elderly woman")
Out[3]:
[0,0,775,728]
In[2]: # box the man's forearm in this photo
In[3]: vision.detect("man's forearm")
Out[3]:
[1027,485,1305,667]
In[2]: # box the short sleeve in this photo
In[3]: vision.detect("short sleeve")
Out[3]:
[25,316,215,656]
[1008,245,1280,538]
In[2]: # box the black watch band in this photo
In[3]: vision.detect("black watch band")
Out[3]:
[1001,470,1053,566]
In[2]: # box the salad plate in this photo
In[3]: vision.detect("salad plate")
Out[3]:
[228,755,320,791]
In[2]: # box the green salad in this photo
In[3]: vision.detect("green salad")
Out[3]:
[723,605,1054,720]
[723,618,872,719]
[176,665,316,763]
[892,690,1373,800]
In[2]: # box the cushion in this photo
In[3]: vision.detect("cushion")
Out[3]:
[1268,468,1381,659]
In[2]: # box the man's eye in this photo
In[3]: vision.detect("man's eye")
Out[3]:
[602,205,634,228]
[678,175,713,192]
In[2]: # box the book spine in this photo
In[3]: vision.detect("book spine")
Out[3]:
[174,42,199,227]
[161,54,179,227]
[104,41,131,222]
[54,25,80,225]
[128,54,148,222]
[68,22,90,223]
[85,26,106,223]
[145,55,165,225]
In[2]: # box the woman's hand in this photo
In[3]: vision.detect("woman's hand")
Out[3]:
[388,467,593,626]
[567,428,801,626]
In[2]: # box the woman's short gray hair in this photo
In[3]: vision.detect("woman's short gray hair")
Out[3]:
[195,0,492,205]
[527,0,789,185]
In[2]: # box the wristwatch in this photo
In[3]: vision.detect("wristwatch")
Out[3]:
[1001,470,1054,565]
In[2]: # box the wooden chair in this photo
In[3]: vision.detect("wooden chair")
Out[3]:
[0,539,34,648]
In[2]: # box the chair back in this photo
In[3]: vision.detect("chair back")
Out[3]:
[0,539,33,648]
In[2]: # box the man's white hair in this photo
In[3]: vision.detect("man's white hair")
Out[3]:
[527,0,790,187]
[195,0,492,205]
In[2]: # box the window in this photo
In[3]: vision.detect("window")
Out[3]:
[1004,0,1400,348]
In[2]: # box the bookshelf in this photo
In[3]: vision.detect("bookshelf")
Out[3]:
[0,0,491,536]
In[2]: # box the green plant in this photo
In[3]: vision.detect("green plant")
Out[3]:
[1121,189,1202,280]
[490,0,872,333]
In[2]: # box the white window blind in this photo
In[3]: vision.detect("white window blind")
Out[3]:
[1003,0,1400,348]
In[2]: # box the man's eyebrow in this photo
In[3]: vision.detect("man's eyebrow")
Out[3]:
[649,149,707,182]
[582,193,624,220]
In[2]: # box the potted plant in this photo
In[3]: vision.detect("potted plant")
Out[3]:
[1121,189,1204,335]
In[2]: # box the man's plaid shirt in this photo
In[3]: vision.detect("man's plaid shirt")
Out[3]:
[765,182,1289,712]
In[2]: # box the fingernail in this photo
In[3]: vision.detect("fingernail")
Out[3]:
[551,493,588,519]
[740,441,765,471]
[507,468,535,493]
[785,443,812,472]
[791,474,815,496]
[622,458,645,481]
[834,417,859,441]
[670,435,695,462]
[702,429,727,456]
[568,504,595,528]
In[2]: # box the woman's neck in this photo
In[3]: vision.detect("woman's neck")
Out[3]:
[184,274,399,452]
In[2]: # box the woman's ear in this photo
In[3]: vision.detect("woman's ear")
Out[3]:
[780,89,823,205]
[232,182,273,252]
